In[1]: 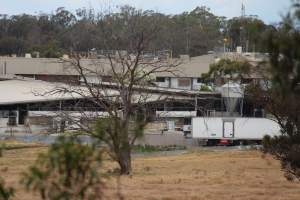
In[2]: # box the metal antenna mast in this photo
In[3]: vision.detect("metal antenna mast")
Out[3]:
[241,2,246,18]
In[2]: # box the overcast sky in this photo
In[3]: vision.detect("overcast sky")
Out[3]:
[0,0,292,24]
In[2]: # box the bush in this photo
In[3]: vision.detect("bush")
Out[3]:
[0,148,14,200]
[0,179,14,200]
[262,135,300,181]
[21,136,103,200]
[200,85,212,92]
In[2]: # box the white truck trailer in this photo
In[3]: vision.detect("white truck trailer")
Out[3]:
[192,117,281,145]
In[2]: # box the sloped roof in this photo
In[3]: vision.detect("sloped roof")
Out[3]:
[158,54,216,78]
[0,57,111,76]
[0,54,216,78]
[0,79,217,106]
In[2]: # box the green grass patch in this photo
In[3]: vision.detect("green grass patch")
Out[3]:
[133,145,187,153]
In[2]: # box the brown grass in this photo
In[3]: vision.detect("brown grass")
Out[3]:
[0,139,45,149]
[1,147,300,200]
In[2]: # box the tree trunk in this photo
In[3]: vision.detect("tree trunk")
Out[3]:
[118,147,132,175]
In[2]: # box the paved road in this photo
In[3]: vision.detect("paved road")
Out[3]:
[136,132,198,146]
[1,132,199,147]
[0,132,262,150]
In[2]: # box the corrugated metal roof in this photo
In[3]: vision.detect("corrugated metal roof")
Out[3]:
[0,79,209,106]
[0,79,84,105]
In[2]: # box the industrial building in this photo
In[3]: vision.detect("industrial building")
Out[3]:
[0,52,271,140]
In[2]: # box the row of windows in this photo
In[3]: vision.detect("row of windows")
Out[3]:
[155,77,203,85]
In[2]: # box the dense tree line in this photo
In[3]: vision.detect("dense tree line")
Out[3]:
[224,17,273,52]
[0,6,271,58]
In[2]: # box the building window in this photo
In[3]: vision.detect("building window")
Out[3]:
[156,77,166,82]
[178,78,191,87]
[197,78,202,83]
[102,76,112,82]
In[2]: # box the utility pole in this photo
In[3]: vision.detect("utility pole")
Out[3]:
[241,3,246,18]
[240,2,246,52]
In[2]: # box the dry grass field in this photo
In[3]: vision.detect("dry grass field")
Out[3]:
[0,145,300,200]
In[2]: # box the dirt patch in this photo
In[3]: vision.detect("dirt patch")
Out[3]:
[1,147,300,200]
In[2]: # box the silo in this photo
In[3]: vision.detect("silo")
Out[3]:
[220,82,244,116]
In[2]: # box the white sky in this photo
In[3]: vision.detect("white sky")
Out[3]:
[0,0,292,24]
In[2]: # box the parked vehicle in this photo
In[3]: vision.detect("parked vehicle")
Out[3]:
[192,117,281,146]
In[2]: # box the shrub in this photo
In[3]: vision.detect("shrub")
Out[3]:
[21,136,103,200]
[262,135,300,181]
[0,148,14,200]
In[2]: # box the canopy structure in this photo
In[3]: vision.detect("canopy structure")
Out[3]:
[0,79,213,106]
[0,79,85,105]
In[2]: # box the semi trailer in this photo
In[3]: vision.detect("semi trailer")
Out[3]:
[192,117,281,145]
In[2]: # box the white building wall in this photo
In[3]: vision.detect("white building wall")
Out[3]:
[170,78,178,88]
[170,77,192,90]
[155,77,204,90]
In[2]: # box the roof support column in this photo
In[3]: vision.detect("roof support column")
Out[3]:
[195,96,198,112]
[59,100,62,112]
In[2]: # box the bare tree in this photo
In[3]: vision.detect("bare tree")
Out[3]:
[46,6,180,175]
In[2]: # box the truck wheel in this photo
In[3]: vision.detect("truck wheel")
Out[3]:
[207,139,218,146]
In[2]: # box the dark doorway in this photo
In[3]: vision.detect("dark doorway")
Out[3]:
[18,109,28,125]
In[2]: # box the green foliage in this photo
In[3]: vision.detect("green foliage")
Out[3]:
[0,5,262,57]
[133,145,187,153]
[203,58,251,81]
[170,6,225,56]
[256,1,300,181]
[262,135,273,152]
[224,17,270,52]
[27,39,63,58]
[39,40,63,58]
[262,134,300,181]
[94,114,146,144]
[199,84,212,92]
[0,36,23,55]
[0,178,14,200]
[0,148,14,200]
[21,136,103,200]
[94,114,147,175]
